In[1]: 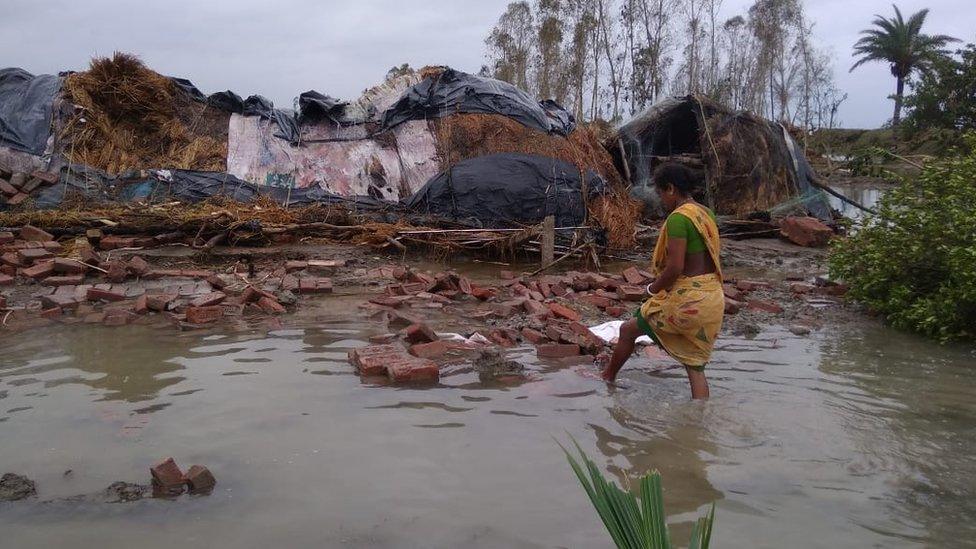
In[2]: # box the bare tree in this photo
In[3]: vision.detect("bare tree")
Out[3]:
[485,2,536,90]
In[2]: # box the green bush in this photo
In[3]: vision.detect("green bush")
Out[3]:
[829,133,976,341]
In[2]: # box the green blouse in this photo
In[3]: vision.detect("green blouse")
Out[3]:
[665,208,717,253]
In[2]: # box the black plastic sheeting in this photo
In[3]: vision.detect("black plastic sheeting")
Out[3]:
[11,165,393,212]
[0,68,61,154]
[297,91,349,125]
[405,153,604,228]
[382,69,576,136]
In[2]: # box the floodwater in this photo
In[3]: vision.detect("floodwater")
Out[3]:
[828,183,886,221]
[2,299,975,548]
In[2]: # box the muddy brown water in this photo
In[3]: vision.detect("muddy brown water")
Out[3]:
[1,291,975,548]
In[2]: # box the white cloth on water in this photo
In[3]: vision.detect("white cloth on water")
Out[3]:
[588,320,654,345]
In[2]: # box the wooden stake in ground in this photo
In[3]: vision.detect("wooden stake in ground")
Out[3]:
[541,215,555,268]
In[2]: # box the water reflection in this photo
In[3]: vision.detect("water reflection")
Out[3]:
[819,325,976,547]
[828,183,885,221]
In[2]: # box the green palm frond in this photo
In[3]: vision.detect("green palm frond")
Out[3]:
[559,437,715,549]
[850,4,959,75]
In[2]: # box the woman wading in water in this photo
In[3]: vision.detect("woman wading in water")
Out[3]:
[601,163,724,399]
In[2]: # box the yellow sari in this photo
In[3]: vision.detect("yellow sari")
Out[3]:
[637,202,724,368]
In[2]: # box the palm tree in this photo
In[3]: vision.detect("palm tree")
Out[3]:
[850,4,958,125]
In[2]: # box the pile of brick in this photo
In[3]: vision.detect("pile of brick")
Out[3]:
[0,225,340,331]
[0,165,60,207]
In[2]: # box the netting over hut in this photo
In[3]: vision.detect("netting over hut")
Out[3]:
[614,95,830,219]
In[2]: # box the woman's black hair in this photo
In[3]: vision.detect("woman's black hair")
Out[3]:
[652,162,699,196]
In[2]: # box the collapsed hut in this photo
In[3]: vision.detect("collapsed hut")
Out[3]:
[0,55,640,253]
[614,95,830,220]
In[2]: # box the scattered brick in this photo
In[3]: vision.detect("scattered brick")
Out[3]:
[126,255,150,276]
[17,248,54,263]
[403,323,437,344]
[548,302,581,322]
[536,343,581,358]
[21,260,55,279]
[146,293,177,312]
[499,270,515,280]
[616,285,646,302]
[724,298,742,315]
[87,287,126,301]
[748,299,784,314]
[285,260,307,272]
[256,296,286,314]
[0,179,18,195]
[605,306,627,317]
[190,292,226,307]
[780,216,833,247]
[104,261,128,283]
[18,225,54,242]
[581,294,612,309]
[0,252,22,267]
[99,235,137,250]
[42,274,84,287]
[307,259,345,274]
[53,257,85,274]
[30,170,59,185]
[386,356,439,382]
[5,192,28,205]
[523,299,549,317]
[186,306,224,324]
[183,465,216,493]
[297,277,333,294]
[79,247,102,266]
[408,339,452,359]
[103,310,133,326]
[521,327,548,344]
[40,307,62,319]
[134,294,149,314]
[736,280,771,292]
[0,231,14,245]
[85,228,104,243]
[722,283,745,301]
[348,344,404,376]
[488,328,517,347]
[150,458,185,494]
[621,266,646,285]
[0,273,12,286]
[789,282,816,294]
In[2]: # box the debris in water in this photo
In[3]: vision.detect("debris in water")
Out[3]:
[0,473,36,501]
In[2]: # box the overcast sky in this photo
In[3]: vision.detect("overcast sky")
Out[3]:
[3,0,972,128]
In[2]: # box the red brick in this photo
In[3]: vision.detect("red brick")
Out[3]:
[79,247,101,266]
[186,305,224,324]
[53,257,85,274]
[42,274,84,286]
[386,356,439,383]
[0,231,14,244]
[616,285,647,302]
[134,294,149,314]
[150,458,185,492]
[99,235,137,250]
[86,287,126,301]
[0,179,17,195]
[183,465,216,493]
[30,170,59,185]
[17,248,53,263]
[21,260,54,279]
[536,343,581,358]
[146,294,177,312]
[521,327,549,344]
[488,328,517,347]
[816,284,848,297]
[103,309,133,326]
[0,273,12,286]
[403,323,437,344]
[103,261,127,283]
[126,255,150,276]
[748,299,784,314]
[18,225,54,242]
[40,307,62,319]
[0,252,22,267]
[780,216,833,247]
[190,292,226,307]
[470,285,495,301]
[297,277,333,294]
[722,283,745,301]
[41,294,80,310]
[285,260,307,272]
[789,282,816,294]
[724,297,743,314]
[408,339,452,359]
[523,299,549,317]
[348,344,404,376]
[621,266,647,285]
[256,296,286,314]
[605,306,627,317]
[307,259,345,274]
[5,192,27,205]
[548,302,581,322]
[0,265,13,276]
[179,269,211,279]
[736,280,771,292]
[499,270,515,280]
[581,294,612,309]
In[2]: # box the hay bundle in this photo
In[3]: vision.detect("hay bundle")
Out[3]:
[59,52,228,174]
